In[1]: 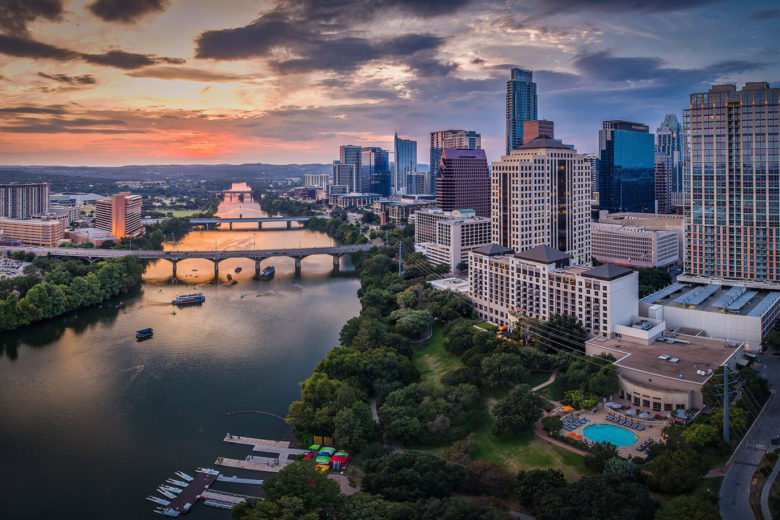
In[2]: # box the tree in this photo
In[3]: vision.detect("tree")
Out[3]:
[540,474,657,520]
[456,261,469,272]
[333,402,374,451]
[649,448,706,493]
[584,442,619,473]
[461,460,513,497]
[480,353,528,389]
[603,457,636,479]
[515,469,566,508]
[491,385,545,436]
[681,423,719,449]
[333,493,402,520]
[540,415,563,433]
[443,319,476,355]
[361,451,466,502]
[261,460,341,515]
[231,496,318,520]
[534,314,587,353]
[765,330,780,352]
[654,496,719,520]
[387,308,433,339]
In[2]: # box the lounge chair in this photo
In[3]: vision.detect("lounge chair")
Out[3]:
[637,424,645,431]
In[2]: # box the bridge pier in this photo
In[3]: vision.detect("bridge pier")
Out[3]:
[294,257,302,276]
[253,258,265,280]
[170,259,179,280]
[229,222,233,230]
[258,221,262,230]
[332,254,341,272]
[287,221,292,229]
[212,258,222,281]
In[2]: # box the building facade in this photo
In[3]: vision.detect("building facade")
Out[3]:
[339,145,362,190]
[469,244,638,337]
[361,147,391,196]
[654,152,672,213]
[506,67,538,154]
[328,193,380,208]
[491,136,591,265]
[393,133,417,194]
[304,174,331,190]
[0,183,49,219]
[429,129,481,194]
[591,222,680,268]
[0,217,64,246]
[584,153,600,196]
[655,114,685,196]
[332,161,358,193]
[522,120,554,144]
[598,120,655,213]
[684,82,780,282]
[414,209,491,272]
[95,192,142,237]
[436,148,491,218]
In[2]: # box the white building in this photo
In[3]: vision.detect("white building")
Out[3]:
[469,244,638,337]
[414,209,491,273]
[591,222,679,268]
[491,136,591,265]
[304,174,331,190]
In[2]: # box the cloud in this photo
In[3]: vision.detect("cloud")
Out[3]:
[526,0,723,17]
[0,105,67,114]
[748,9,780,20]
[38,72,96,84]
[0,33,184,69]
[126,66,249,82]
[0,0,63,35]
[88,0,169,23]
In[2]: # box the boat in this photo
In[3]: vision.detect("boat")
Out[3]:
[260,266,275,280]
[157,488,177,499]
[226,273,232,281]
[166,478,188,487]
[203,500,233,510]
[161,484,183,493]
[153,507,180,517]
[146,496,170,506]
[197,467,219,475]
[172,293,205,306]
[175,471,194,482]
[136,328,153,340]
[234,267,242,273]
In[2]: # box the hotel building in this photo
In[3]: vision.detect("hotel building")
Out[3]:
[414,209,491,272]
[304,174,331,191]
[95,193,142,237]
[0,183,49,218]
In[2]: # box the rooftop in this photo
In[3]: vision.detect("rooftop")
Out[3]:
[517,135,570,150]
[641,282,780,318]
[514,245,570,264]
[587,333,741,384]
[582,263,634,281]
[473,244,514,256]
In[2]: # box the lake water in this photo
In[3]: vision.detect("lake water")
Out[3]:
[0,189,361,519]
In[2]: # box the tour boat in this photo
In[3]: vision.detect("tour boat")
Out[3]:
[260,266,275,280]
[197,467,219,475]
[172,293,205,306]
[136,328,153,340]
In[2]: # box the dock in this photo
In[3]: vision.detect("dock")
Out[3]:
[215,456,285,473]
[201,489,260,506]
[223,434,289,449]
[217,474,264,485]
[166,471,218,512]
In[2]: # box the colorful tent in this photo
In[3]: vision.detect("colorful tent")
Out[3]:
[315,464,330,473]
[562,406,575,412]
[308,444,321,451]
[315,455,332,465]
[319,447,336,456]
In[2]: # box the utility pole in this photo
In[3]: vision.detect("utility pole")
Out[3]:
[385,229,389,247]
[398,240,402,276]
[723,366,730,443]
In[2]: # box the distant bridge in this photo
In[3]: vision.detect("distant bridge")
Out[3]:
[189,216,311,230]
[2,244,373,278]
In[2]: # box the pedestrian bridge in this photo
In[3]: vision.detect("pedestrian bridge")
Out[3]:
[2,244,373,277]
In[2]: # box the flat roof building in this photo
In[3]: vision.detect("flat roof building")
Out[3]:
[0,217,64,246]
[95,192,142,238]
[591,222,680,268]
[1,183,49,218]
[328,193,381,208]
[414,209,491,273]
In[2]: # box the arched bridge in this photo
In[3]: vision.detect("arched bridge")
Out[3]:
[2,244,374,278]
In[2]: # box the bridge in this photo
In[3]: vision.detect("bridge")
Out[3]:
[189,216,311,230]
[2,244,374,278]
[222,185,252,201]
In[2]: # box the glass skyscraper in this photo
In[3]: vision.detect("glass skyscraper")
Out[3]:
[393,133,417,194]
[655,114,685,194]
[684,82,779,282]
[339,145,362,191]
[598,120,655,213]
[361,146,391,196]
[506,67,538,154]
[429,129,481,194]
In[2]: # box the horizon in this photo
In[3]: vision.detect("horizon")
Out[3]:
[1,0,778,167]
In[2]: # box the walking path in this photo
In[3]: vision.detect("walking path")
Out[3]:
[532,421,589,457]
[532,372,556,392]
[370,397,379,423]
[761,456,780,520]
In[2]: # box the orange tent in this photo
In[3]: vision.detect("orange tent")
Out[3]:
[562,406,575,412]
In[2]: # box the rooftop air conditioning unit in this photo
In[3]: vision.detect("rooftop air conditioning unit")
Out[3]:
[670,358,680,363]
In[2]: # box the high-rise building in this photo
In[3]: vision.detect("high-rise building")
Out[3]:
[522,120,553,144]
[406,172,428,195]
[339,145,362,190]
[95,192,142,237]
[684,82,780,282]
[331,161,358,193]
[0,183,49,218]
[429,129,481,194]
[361,147,391,196]
[304,174,330,190]
[655,114,685,195]
[435,148,490,218]
[506,67,538,154]
[491,135,591,265]
[414,209,491,273]
[598,120,655,213]
[584,153,600,196]
[393,133,417,194]
[654,152,672,213]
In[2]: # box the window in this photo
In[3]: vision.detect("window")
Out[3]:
[633,396,640,406]
[676,404,686,410]
[643,399,650,408]
[652,402,661,411]
[664,403,672,411]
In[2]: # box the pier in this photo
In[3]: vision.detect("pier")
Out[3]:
[201,489,260,505]
[166,471,218,513]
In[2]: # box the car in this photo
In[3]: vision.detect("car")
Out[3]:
[772,435,780,446]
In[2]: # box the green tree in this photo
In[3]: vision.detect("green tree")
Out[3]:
[333,493,402,520]
[540,415,563,433]
[231,496,318,520]
[333,401,374,451]
[681,423,719,449]
[388,308,433,339]
[534,314,587,353]
[603,457,636,479]
[584,442,620,473]
[361,451,466,502]
[649,448,706,493]
[491,385,546,436]
[654,496,719,520]
[515,469,567,508]
[261,460,341,516]
[480,353,528,389]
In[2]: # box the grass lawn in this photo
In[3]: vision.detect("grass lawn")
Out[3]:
[411,323,463,384]
[527,371,553,389]
[538,378,566,401]
[474,321,498,332]
[164,209,202,217]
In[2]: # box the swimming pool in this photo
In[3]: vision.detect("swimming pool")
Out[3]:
[583,424,638,447]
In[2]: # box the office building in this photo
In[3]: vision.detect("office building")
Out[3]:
[506,67,538,154]
[332,161,358,193]
[598,212,684,264]
[469,244,638,337]
[0,217,64,246]
[304,174,330,190]
[655,114,685,196]
[0,183,49,218]
[95,192,142,237]
[436,148,490,218]
[406,172,428,195]
[430,129,481,194]
[683,82,780,283]
[584,153,600,196]
[598,120,655,213]
[654,152,672,213]
[339,144,363,190]
[361,147,391,196]
[328,193,381,208]
[373,197,435,224]
[393,133,417,194]
[414,209,491,272]
[522,120,554,144]
[591,222,680,268]
[491,135,591,265]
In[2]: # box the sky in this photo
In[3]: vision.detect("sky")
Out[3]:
[0,0,778,167]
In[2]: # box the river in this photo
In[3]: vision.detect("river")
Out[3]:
[0,187,361,519]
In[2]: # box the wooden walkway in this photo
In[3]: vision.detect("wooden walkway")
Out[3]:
[215,456,285,473]
[201,489,260,505]
[223,435,289,449]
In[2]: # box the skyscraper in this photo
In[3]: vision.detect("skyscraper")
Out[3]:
[583,153,600,197]
[393,133,417,194]
[506,67,538,154]
[654,152,672,214]
[429,129,481,194]
[684,82,780,282]
[491,134,591,265]
[0,183,49,218]
[655,114,685,195]
[95,192,142,237]
[361,146,391,196]
[598,120,655,213]
[522,120,553,144]
[339,145,362,190]
[436,148,490,217]
[332,161,358,192]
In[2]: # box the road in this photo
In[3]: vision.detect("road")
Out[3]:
[720,354,780,520]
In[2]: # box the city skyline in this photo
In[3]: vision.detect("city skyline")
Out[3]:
[0,0,778,166]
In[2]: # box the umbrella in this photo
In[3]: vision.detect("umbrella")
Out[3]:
[612,403,623,409]
[639,412,650,419]
[626,409,636,416]
[605,402,616,408]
